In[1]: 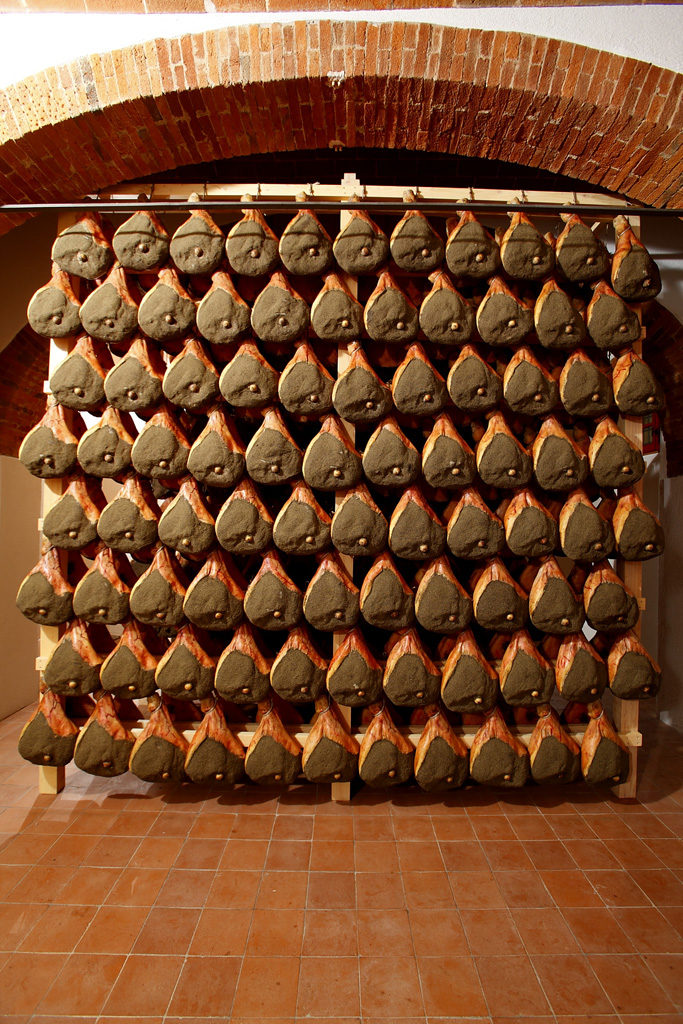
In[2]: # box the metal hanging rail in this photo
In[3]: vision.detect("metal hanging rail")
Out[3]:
[1,199,682,217]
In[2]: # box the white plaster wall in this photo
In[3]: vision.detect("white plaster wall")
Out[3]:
[0,455,42,720]
[0,5,681,91]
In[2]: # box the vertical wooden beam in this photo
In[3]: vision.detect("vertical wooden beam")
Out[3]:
[37,482,68,796]
[36,212,79,796]
[330,175,362,803]
[612,214,643,799]
[38,760,65,795]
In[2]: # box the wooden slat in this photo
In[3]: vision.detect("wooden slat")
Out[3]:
[37,211,79,796]
[612,212,643,799]
[99,181,627,212]
[330,173,362,804]
[70,717,641,751]
[38,479,68,796]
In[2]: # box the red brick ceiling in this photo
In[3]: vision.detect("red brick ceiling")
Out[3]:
[0,21,680,240]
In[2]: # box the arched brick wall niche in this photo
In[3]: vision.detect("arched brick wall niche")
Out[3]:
[0,21,680,238]
[0,326,47,457]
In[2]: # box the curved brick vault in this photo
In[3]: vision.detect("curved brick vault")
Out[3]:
[0,20,681,239]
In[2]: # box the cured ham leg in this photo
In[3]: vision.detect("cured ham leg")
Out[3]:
[358,702,414,787]
[528,705,580,784]
[302,698,359,783]
[581,701,629,785]
[470,708,530,787]
[74,693,135,776]
[245,700,303,785]
[185,698,245,784]
[18,690,79,767]
[414,705,468,791]
[129,696,189,782]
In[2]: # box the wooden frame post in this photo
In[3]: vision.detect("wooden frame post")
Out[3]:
[36,212,80,795]
[612,217,644,799]
[330,173,363,803]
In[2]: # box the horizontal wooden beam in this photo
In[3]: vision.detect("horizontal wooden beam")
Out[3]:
[59,717,641,751]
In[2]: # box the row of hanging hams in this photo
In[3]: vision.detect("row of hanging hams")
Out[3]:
[27,259,654,353]
[22,478,664,567]
[40,203,660,298]
[17,538,651,636]
[43,332,663,421]
[19,687,631,789]
[20,590,659,706]
[20,402,653,501]
[21,479,661,620]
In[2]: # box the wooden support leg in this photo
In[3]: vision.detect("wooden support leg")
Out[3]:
[39,764,65,795]
[611,696,641,799]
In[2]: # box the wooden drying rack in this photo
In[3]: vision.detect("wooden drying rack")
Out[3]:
[38,177,644,802]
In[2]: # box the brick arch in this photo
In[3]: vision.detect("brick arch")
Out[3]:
[0,21,681,238]
[643,303,683,477]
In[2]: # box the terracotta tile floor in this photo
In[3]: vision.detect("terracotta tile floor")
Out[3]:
[0,706,681,1022]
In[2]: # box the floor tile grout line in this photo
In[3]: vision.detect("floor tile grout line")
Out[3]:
[434,810,490,880]
[520,943,618,1020]
[360,805,396,1023]
[77,812,202,1020]
[1,819,63,869]
[500,859,566,1021]
[36,836,167,1020]
[158,811,240,1023]
[2,714,683,1022]
[3,898,52,956]
[457,816,554,1018]
[222,805,278,1023]
[584,947,680,1015]
[432,860,495,1022]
